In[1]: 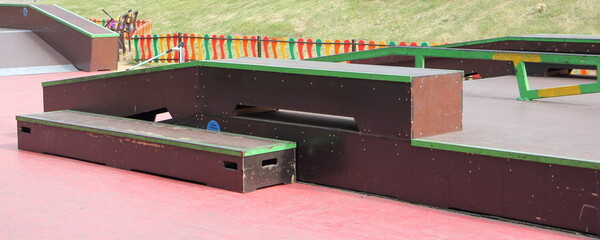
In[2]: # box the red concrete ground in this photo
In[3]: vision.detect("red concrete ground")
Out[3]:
[0,72,592,240]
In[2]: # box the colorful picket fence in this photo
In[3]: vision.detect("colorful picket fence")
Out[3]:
[89,18,152,39]
[131,34,445,62]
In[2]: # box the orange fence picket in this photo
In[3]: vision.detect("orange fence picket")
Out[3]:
[358,40,366,51]
[271,37,278,59]
[263,36,270,58]
[324,39,332,56]
[234,35,241,58]
[219,35,226,59]
[140,35,146,60]
[211,35,218,60]
[145,34,152,59]
[182,33,189,60]
[158,34,166,62]
[334,40,341,54]
[250,36,258,57]
[306,39,314,59]
[189,34,197,60]
[298,38,305,59]
[166,34,173,62]
[343,40,351,53]
[279,37,288,59]
[368,40,376,50]
[242,36,249,57]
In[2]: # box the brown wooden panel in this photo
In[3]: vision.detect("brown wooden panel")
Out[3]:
[198,67,418,139]
[44,67,201,120]
[410,146,600,235]
[411,73,463,138]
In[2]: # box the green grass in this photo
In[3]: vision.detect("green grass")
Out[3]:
[37,0,600,44]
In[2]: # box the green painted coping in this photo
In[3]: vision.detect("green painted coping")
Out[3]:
[197,60,413,83]
[47,4,118,38]
[42,61,201,87]
[412,139,600,170]
[0,3,28,7]
[17,110,296,157]
[42,58,416,87]
[0,3,118,38]
[439,36,600,48]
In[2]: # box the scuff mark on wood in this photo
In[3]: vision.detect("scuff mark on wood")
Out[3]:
[123,138,164,148]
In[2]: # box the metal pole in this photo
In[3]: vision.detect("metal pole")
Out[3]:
[352,39,356,52]
[257,36,262,58]
[180,42,184,63]
[178,33,184,63]
[101,9,115,28]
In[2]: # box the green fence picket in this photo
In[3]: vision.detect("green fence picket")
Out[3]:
[133,35,140,60]
[315,39,323,57]
[227,35,234,58]
[288,37,296,60]
[203,34,211,60]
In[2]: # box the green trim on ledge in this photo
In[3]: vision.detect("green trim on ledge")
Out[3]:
[43,58,418,87]
[42,61,201,87]
[17,110,296,157]
[308,47,399,63]
[0,3,28,7]
[412,139,600,170]
[47,4,118,38]
[198,60,414,83]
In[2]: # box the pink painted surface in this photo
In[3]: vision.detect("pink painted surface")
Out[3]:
[0,72,591,240]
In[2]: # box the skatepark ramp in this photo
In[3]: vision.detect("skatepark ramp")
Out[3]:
[32,57,600,235]
[0,4,119,75]
[0,28,77,76]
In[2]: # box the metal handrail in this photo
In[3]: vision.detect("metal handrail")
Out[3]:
[127,41,185,71]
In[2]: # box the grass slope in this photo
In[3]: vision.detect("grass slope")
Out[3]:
[37,0,600,43]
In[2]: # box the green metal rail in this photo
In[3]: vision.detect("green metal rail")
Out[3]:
[308,46,600,100]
